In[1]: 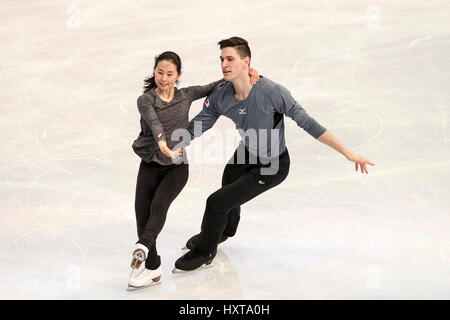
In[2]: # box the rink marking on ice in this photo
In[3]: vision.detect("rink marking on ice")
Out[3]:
[0,223,86,273]
[440,242,450,263]
[289,35,385,156]
[316,273,367,300]
[282,160,450,189]
[334,96,384,151]
[315,238,445,299]
[31,128,129,200]
[302,31,446,100]
[409,33,438,48]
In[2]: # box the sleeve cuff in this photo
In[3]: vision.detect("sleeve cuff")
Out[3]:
[309,123,327,139]
[156,132,166,142]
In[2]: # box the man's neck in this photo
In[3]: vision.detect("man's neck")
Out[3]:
[232,74,253,101]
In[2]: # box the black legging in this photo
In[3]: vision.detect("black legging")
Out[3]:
[134,160,188,269]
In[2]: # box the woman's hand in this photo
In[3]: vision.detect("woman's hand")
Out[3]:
[158,141,183,158]
[248,67,260,85]
[171,148,183,158]
[345,151,375,174]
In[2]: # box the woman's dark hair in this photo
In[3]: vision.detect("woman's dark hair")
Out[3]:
[143,51,182,93]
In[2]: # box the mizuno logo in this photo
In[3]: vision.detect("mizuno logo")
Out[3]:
[238,108,247,115]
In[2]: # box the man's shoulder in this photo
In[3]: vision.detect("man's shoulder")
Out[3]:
[255,76,288,99]
[258,76,284,90]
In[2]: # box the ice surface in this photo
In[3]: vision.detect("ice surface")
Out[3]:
[0,0,449,299]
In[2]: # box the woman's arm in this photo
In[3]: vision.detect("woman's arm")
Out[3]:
[157,140,182,158]
[137,94,181,158]
[316,130,375,174]
[184,67,260,102]
[137,94,166,143]
[183,79,225,102]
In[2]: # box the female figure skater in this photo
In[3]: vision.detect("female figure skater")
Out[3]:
[128,51,258,289]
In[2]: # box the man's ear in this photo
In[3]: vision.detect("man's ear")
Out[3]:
[177,72,182,81]
[243,56,250,66]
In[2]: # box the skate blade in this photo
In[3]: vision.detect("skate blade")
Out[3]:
[126,281,161,292]
[172,263,213,274]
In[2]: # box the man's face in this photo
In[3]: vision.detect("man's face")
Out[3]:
[220,47,250,81]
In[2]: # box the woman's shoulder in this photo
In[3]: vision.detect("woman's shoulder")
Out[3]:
[137,89,156,104]
[177,85,193,94]
[177,85,199,99]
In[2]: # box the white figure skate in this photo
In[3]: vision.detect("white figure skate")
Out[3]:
[128,243,157,290]
[127,265,162,291]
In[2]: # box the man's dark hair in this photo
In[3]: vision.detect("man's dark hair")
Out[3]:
[218,37,251,62]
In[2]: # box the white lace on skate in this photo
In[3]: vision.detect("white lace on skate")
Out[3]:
[130,243,149,270]
[131,249,146,269]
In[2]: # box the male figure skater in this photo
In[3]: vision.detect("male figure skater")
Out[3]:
[173,37,375,272]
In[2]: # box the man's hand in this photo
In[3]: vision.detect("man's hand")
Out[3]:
[248,67,260,85]
[158,141,183,158]
[316,130,375,174]
[345,151,375,174]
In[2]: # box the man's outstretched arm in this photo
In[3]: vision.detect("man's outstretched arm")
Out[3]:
[316,130,375,174]
[271,84,375,174]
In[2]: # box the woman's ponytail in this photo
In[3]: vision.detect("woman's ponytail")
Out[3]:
[143,75,157,93]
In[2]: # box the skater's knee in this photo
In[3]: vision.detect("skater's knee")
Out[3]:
[149,202,169,219]
[205,195,225,214]
[205,196,215,210]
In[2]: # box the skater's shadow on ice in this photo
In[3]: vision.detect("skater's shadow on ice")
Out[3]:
[173,249,244,299]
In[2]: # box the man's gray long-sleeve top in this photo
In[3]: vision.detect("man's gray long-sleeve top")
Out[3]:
[185,76,327,159]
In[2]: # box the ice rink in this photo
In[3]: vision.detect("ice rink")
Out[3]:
[1,0,449,299]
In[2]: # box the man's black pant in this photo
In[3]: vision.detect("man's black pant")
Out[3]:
[195,146,290,255]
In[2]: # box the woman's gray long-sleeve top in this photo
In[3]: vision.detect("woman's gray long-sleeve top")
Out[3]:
[132,80,223,165]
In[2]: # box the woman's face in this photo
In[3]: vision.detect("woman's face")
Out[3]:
[154,60,181,90]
